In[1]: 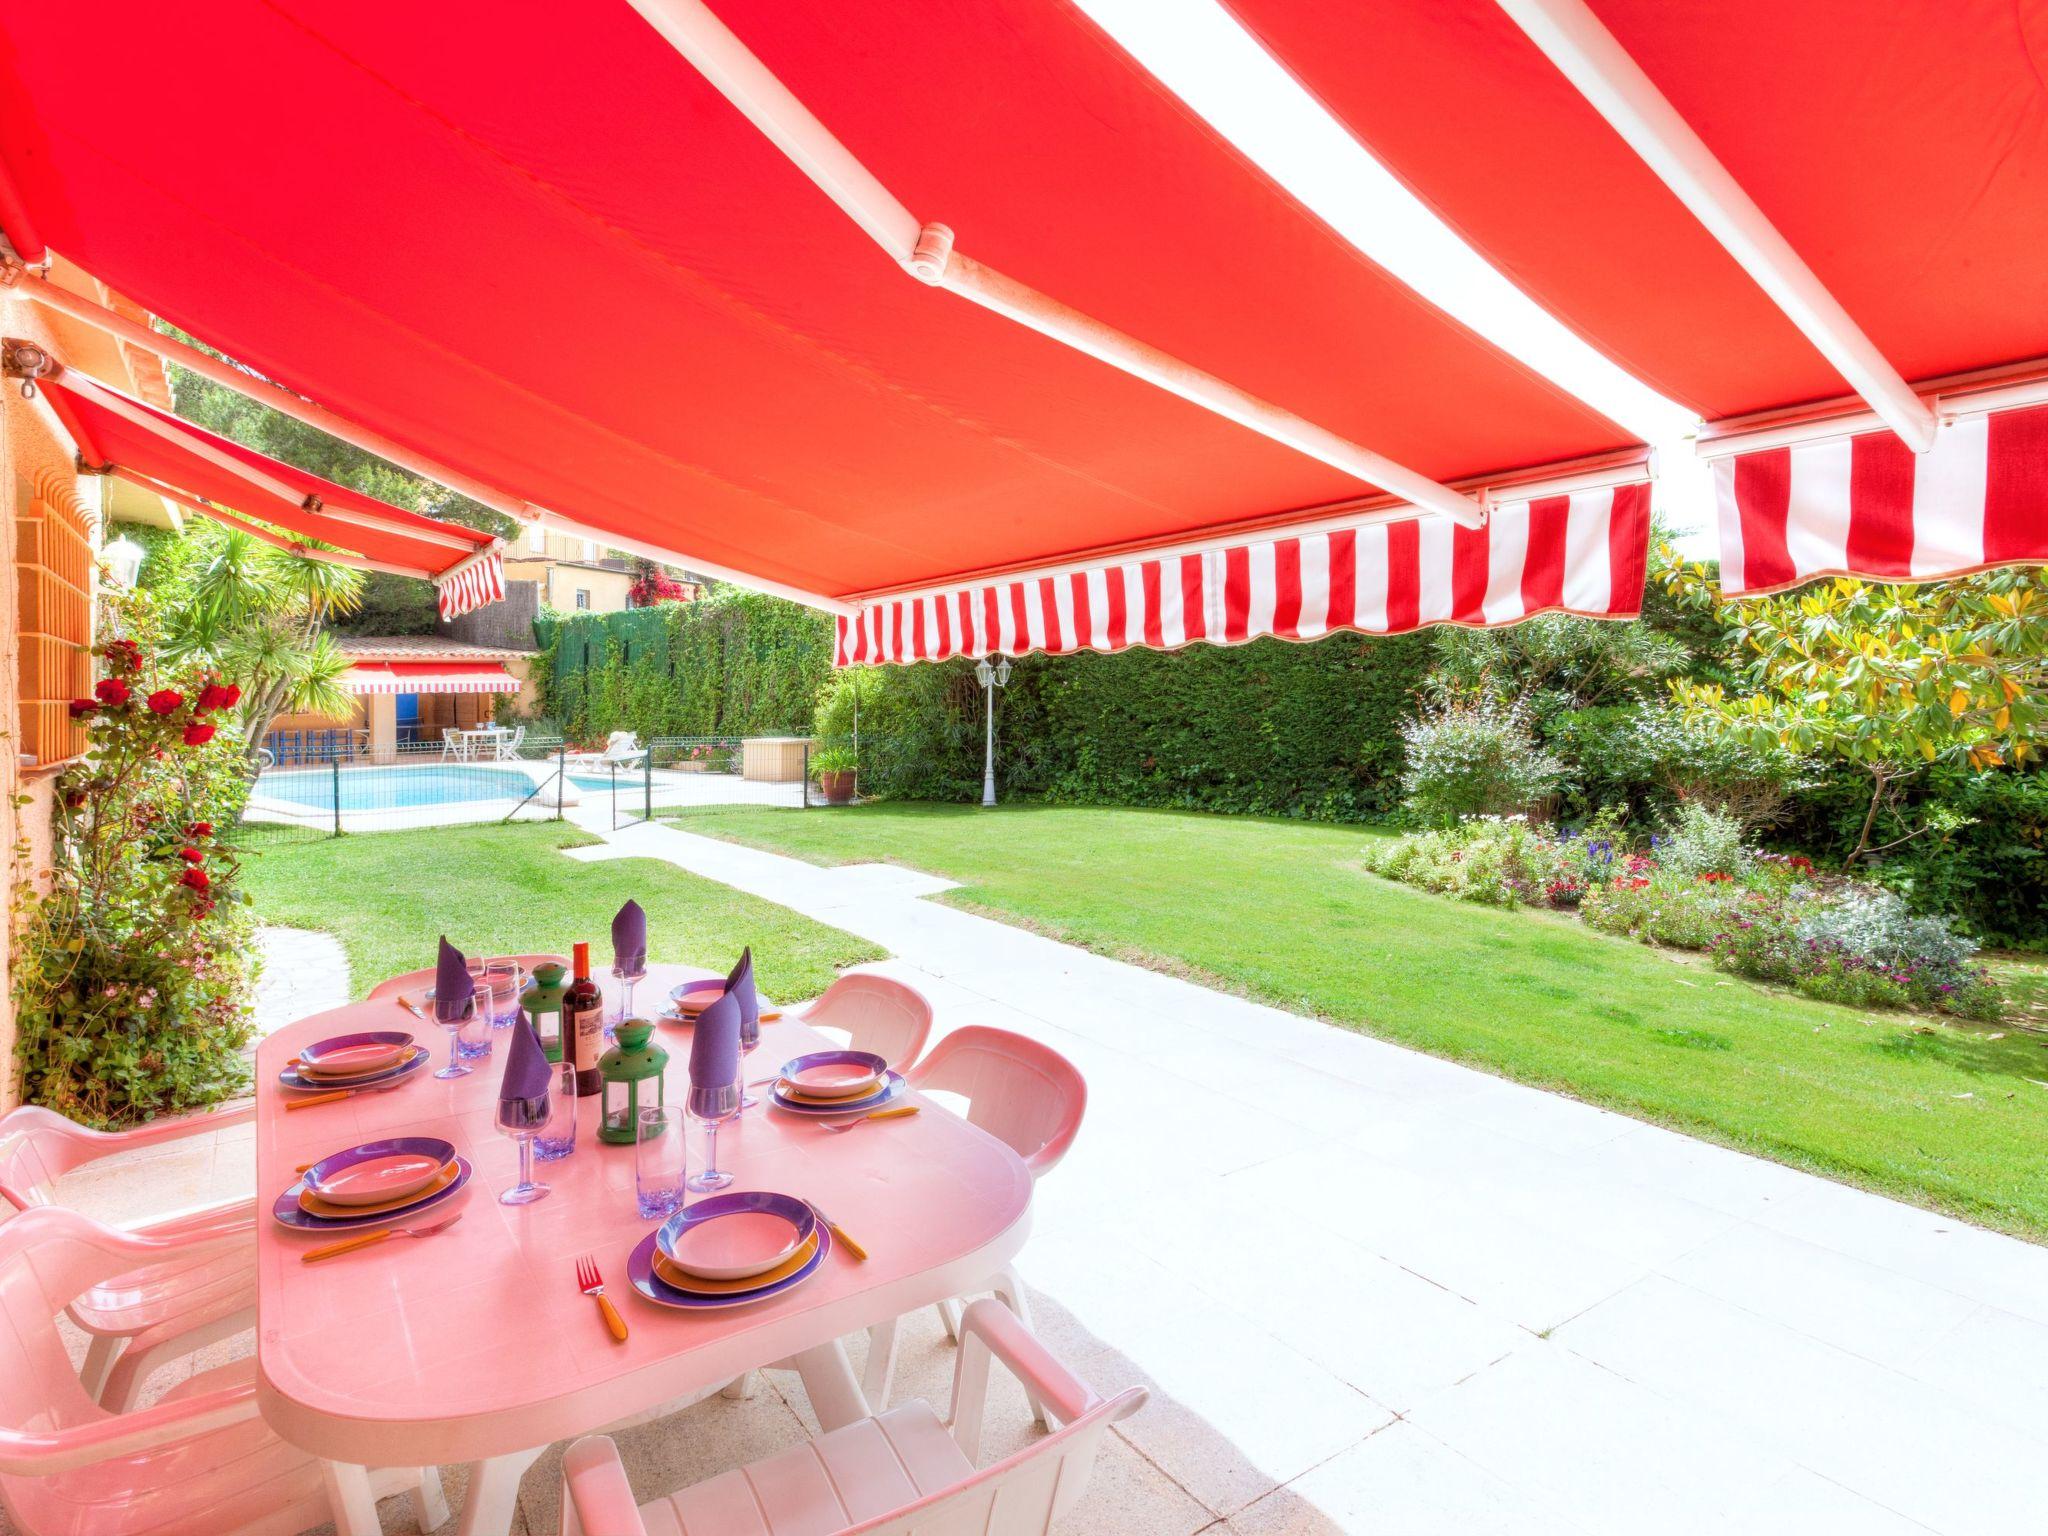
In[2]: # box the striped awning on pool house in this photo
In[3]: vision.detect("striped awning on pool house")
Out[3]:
[342,662,518,696]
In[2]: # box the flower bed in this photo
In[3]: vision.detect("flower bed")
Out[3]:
[1363,807,2000,1020]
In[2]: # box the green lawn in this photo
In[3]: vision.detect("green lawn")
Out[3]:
[239,823,883,1003]
[672,802,2048,1241]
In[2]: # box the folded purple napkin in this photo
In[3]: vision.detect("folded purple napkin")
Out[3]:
[499,1009,552,1108]
[611,900,647,975]
[434,937,474,1021]
[724,947,757,1027]
[688,988,741,1094]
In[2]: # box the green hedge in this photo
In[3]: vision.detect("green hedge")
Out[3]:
[534,591,833,741]
[831,632,1434,821]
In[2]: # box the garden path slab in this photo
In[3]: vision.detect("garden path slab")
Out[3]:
[583,808,2047,1534]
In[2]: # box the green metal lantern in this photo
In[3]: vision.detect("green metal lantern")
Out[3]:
[520,962,570,1064]
[598,1019,668,1143]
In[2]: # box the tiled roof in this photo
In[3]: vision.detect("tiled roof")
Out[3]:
[335,635,530,662]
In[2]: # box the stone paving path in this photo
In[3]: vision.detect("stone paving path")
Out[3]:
[564,808,2048,1536]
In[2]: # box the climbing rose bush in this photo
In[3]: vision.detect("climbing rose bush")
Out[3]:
[12,596,258,1126]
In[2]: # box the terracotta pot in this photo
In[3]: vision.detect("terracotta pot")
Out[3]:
[817,770,856,805]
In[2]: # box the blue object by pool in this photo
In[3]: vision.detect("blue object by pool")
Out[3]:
[256,764,537,810]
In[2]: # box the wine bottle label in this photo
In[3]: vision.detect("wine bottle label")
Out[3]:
[569,1004,604,1071]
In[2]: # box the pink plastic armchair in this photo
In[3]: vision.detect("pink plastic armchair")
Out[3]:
[0,1205,396,1536]
[559,1300,1143,1536]
[861,1028,1085,1421]
[798,973,934,1072]
[0,1104,257,1410]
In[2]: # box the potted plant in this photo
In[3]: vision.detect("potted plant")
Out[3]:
[812,744,857,805]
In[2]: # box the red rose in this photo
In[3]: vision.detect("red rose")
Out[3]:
[94,678,131,706]
[179,867,210,892]
[68,698,97,718]
[181,723,217,747]
[179,846,203,864]
[103,639,142,674]
[146,688,184,715]
[221,684,242,707]
[188,821,214,838]
[195,683,231,711]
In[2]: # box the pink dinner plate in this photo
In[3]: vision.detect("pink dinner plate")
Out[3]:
[298,1041,411,1077]
[665,1208,805,1281]
[785,1060,881,1096]
[304,1145,450,1207]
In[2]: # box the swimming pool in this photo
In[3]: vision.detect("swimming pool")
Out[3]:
[255,764,539,811]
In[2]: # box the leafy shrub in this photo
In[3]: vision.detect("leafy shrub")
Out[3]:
[13,601,259,1127]
[1657,803,1751,880]
[1398,696,1564,824]
[1581,871,1755,949]
[1711,918,1999,1020]
[1362,818,1547,907]
[1794,890,1980,974]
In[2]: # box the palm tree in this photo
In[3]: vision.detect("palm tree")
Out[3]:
[154,526,365,764]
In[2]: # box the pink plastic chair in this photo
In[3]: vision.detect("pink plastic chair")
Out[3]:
[0,1205,355,1536]
[559,1300,1143,1536]
[0,1104,257,1410]
[364,951,568,1002]
[862,1028,1085,1422]
[797,973,934,1072]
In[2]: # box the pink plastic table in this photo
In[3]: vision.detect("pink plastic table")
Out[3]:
[253,965,1032,1536]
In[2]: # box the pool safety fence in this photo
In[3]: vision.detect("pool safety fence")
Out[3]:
[233,734,816,844]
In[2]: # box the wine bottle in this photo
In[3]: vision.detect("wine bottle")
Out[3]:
[565,941,604,1096]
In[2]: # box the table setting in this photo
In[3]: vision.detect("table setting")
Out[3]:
[249,904,1033,1536]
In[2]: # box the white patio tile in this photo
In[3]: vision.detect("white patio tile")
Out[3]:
[1404,1341,1800,1536]
[1555,1276,2040,1535]
[1571,1121,1818,1220]
[1229,1421,1593,1536]
[1897,1302,2048,1433]
[1659,1222,1980,1372]
[1439,1075,1638,1153]
[1710,1467,1937,1536]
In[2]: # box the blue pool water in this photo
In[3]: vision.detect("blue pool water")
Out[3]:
[568,773,632,791]
[256,764,538,811]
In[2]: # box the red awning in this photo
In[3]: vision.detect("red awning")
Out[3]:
[37,373,505,619]
[0,0,1634,613]
[344,663,518,696]
[1223,0,2048,593]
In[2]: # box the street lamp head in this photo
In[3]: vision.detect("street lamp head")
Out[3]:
[974,657,994,689]
[995,657,1012,688]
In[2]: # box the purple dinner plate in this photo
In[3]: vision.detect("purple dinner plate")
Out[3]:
[277,1046,429,1094]
[654,1189,817,1270]
[271,1156,472,1231]
[770,1070,908,1117]
[778,1049,888,1097]
[303,1136,456,1206]
[298,1030,415,1071]
[629,1219,830,1310]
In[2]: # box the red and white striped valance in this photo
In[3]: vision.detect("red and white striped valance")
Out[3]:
[344,664,518,695]
[1716,402,2048,596]
[435,550,506,620]
[835,483,1650,667]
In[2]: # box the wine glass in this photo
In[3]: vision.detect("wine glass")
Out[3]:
[496,1091,551,1205]
[685,1080,739,1193]
[534,1059,578,1162]
[734,1007,762,1110]
[432,993,477,1080]
[611,956,647,1028]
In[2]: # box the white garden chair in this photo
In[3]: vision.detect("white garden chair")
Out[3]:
[494,723,527,761]
[439,726,470,762]
[565,730,646,771]
[558,1300,1143,1536]
[798,973,934,1072]
[0,1104,257,1411]
[863,1028,1085,1423]
[0,1205,446,1536]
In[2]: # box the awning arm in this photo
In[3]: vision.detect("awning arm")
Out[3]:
[622,0,1486,530]
[1494,0,1937,453]
[105,466,426,579]
[4,267,859,616]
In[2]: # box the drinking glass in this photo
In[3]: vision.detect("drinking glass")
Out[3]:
[635,1105,686,1219]
[496,1091,551,1205]
[454,1003,494,1062]
[535,1059,579,1161]
[685,1081,739,1193]
[432,993,476,1079]
[484,958,524,1029]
